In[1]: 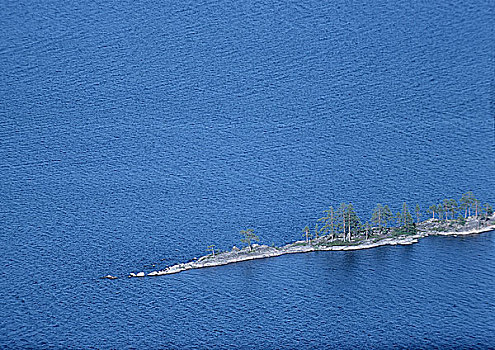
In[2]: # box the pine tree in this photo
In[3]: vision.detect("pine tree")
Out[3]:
[482,203,493,224]
[443,199,451,220]
[371,204,384,235]
[318,206,336,239]
[460,192,471,218]
[383,205,393,232]
[437,204,445,221]
[328,207,336,239]
[395,211,402,227]
[448,199,457,220]
[415,204,421,223]
[314,223,320,240]
[346,203,361,241]
[401,202,415,234]
[302,226,310,243]
[240,228,260,251]
[337,203,348,240]
[473,199,481,218]
[461,191,476,217]
[427,204,437,219]
[207,244,216,257]
[364,221,371,239]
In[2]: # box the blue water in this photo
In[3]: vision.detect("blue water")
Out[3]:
[1,0,494,348]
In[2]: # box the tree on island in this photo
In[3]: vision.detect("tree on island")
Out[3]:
[442,199,458,220]
[461,191,477,217]
[335,203,362,241]
[336,203,348,240]
[314,223,320,240]
[448,199,458,220]
[364,221,371,239]
[318,206,336,239]
[437,204,445,221]
[207,244,216,257]
[427,204,437,219]
[302,226,310,243]
[383,205,393,231]
[240,228,260,251]
[444,200,451,219]
[473,198,481,218]
[400,202,415,234]
[460,192,472,218]
[482,203,494,224]
[371,204,392,235]
[394,210,402,227]
[345,203,361,241]
[415,204,421,224]
[371,204,384,234]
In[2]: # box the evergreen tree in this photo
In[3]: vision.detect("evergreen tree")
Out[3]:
[427,204,437,219]
[207,244,216,257]
[318,206,336,239]
[460,192,472,218]
[371,204,384,234]
[474,199,482,229]
[302,226,310,243]
[401,202,415,234]
[443,199,451,220]
[337,203,348,240]
[441,198,458,220]
[314,223,320,240]
[383,205,393,232]
[483,203,493,223]
[415,204,421,223]
[437,204,445,221]
[346,203,361,241]
[473,199,481,217]
[448,199,457,220]
[461,191,476,217]
[364,221,371,239]
[395,210,402,227]
[240,228,260,251]
[328,207,337,239]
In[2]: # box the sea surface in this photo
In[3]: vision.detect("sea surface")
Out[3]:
[1,0,494,348]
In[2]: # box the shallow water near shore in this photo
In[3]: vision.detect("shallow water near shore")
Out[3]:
[1,0,494,348]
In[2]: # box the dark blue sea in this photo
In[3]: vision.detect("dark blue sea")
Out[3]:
[1,0,494,348]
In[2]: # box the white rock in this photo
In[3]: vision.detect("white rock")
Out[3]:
[103,275,117,280]
[136,272,145,277]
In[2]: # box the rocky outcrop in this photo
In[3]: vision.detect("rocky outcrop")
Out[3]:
[134,234,427,278]
[418,215,495,236]
[101,275,118,280]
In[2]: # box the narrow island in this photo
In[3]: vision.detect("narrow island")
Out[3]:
[103,192,494,280]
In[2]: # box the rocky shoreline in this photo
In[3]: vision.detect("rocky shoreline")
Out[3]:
[137,234,423,278]
[99,215,495,280]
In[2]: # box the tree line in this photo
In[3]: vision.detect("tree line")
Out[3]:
[303,191,493,243]
[426,191,493,221]
[305,201,417,243]
[210,191,493,255]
